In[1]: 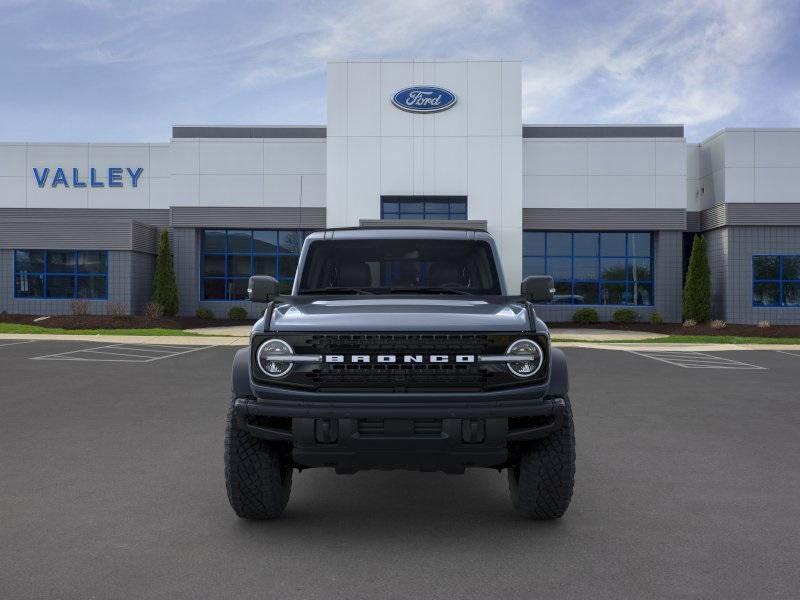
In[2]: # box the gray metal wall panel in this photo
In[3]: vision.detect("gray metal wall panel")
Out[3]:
[358,219,488,231]
[169,207,326,229]
[131,221,159,254]
[704,227,729,319]
[726,204,800,226]
[523,208,686,231]
[721,226,800,324]
[686,212,701,232]
[699,203,800,231]
[172,126,326,139]
[0,250,141,315]
[700,204,727,231]
[522,125,684,138]
[0,208,169,227]
[0,220,134,250]
[653,230,684,322]
[172,228,199,317]
[130,251,155,314]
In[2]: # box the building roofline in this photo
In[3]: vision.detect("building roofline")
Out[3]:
[172,125,326,139]
[522,124,684,139]
[697,127,800,146]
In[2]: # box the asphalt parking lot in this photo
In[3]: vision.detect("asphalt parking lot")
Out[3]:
[2,340,799,599]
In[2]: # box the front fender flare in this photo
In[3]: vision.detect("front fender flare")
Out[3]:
[231,347,252,398]
[547,347,569,398]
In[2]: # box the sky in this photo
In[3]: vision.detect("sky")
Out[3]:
[1,0,798,143]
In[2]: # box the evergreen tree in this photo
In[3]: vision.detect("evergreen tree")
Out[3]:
[683,234,711,322]
[152,229,179,317]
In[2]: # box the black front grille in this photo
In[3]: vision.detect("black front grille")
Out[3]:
[306,334,494,355]
[301,333,503,391]
[251,332,548,392]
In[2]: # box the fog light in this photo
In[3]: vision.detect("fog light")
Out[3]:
[256,338,294,378]
[505,338,544,378]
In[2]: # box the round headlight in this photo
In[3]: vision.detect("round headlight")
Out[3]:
[256,338,294,378]
[505,338,544,378]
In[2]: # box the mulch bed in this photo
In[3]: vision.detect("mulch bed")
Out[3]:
[0,313,252,330]
[548,321,800,338]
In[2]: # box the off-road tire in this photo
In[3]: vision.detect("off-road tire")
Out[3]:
[508,395,575,519]
[224,398,293,519]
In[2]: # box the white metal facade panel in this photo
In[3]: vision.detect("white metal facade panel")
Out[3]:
[325,59,523,289]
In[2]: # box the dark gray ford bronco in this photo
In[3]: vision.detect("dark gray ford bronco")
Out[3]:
[226,228,575,519]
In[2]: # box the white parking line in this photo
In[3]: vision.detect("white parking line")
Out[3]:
[0,340,36,348]
[31,343,213,363]
[627,350,766,370]
[776,350,800,358]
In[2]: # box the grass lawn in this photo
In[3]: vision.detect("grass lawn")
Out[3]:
[0,323,203,336]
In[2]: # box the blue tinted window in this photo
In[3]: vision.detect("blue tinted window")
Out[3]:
[14,250,108,299]
[522,231,654,305]
[381,196,467,220]
[201,229,310,300]
[753,254,800,307]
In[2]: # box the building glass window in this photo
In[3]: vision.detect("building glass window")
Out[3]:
[523,231,654,305]
[381,196,467,220]
[753,255,800,307]
[14,250,108,299]
[201,229,309,300]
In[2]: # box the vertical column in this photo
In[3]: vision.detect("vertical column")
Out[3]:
[654,230,684,322]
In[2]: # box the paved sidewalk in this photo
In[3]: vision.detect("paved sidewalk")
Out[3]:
[0,333,247,346]
[183,325,252,336]
[550,328,666,341]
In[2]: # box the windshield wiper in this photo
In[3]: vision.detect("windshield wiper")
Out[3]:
[388,286,475,296]
[299,287,375,295]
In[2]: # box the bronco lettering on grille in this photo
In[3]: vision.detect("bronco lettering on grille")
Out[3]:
[324,354,476,364]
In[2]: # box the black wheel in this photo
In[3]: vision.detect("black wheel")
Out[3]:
[508,395,575,519]
[224,398,293,519]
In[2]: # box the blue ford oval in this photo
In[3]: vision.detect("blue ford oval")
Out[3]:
[392,86,457,113]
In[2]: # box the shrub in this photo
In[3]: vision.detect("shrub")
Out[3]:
[144,302,164,320]
[757,320,771,328]
[106,302,127,317]
[152,229,179,317]
[196,308,214,319]
[228,306,248,320]
[612,309,638,324]
[649,312,664,325]
[683,234,711,322]
[572,308,599,324]
[682,319,697,328]
[70,299,90,316]
[710,319,726,329]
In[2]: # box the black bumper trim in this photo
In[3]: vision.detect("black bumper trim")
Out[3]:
[235,396,563,420]
[248,379,550,406]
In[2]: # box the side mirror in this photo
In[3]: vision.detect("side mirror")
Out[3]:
[248,275,280,303]
[521,275,555,303]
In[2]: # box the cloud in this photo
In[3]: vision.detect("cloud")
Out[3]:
[1,0,797,141]
[520,0,788,134]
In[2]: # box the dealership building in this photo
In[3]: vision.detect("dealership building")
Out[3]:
[1,59,799,323]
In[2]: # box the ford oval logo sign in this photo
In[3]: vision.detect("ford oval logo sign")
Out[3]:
[392,86,457,113]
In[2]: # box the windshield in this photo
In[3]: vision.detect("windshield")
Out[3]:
[297,238,502,295]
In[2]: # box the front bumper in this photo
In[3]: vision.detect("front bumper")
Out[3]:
[233,395,566,472]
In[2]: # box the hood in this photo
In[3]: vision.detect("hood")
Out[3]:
[266,296,532,332]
